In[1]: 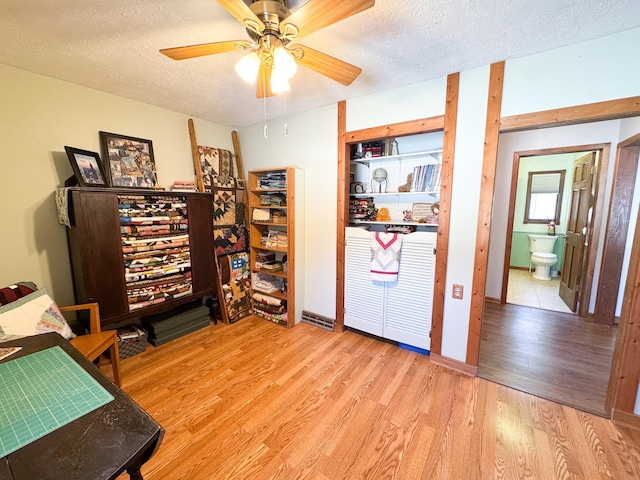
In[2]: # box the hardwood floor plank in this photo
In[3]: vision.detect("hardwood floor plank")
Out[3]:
[111,316,640,480]
[478,302,616,416]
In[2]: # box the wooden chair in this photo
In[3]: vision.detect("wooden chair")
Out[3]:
[61,302,122,387]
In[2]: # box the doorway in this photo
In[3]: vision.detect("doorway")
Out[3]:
[503,149,601,315]
[479,128,626,415]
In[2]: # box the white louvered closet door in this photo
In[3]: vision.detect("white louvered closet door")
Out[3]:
[384,232,436,350]
[344,228,384,336]
[344,228,436,351]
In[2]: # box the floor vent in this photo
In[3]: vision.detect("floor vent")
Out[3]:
[301,310,335,331]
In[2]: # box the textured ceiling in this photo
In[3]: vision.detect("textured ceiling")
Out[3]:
[1,0,639,127]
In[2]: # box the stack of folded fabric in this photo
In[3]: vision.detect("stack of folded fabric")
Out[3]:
[119,195,193,311]
[252,208,271,222]
[251,292,288,326]
[251,272,284,293]
[349,197,376,222]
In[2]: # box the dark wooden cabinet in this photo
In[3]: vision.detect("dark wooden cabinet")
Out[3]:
[66,188,215,327]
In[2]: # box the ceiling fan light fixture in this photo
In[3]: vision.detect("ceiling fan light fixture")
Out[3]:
[235,51,261,83]
[271,68,291,94]
[273,46,297,80]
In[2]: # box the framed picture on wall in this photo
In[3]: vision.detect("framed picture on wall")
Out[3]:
[99,131,158,189]
[64,146,108,187]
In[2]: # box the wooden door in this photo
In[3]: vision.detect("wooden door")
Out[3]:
[559,153,596,310]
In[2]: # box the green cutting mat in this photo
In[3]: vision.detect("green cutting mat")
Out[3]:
[0,346,114,458]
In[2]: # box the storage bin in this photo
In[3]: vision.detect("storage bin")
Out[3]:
[115,325,147,359]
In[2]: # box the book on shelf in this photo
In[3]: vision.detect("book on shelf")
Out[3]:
[411,164,442,192]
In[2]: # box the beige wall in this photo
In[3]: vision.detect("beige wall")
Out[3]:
[0,64,232,305]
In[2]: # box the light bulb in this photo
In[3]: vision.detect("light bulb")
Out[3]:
[235,51,260,84]
[271,68,291,94]
[273,47,297,80]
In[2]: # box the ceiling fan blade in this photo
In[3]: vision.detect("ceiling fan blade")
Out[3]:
[295,45,362,86]
[160,40,252,60]
[256,62,275,98]
[281,0,375,39]
[217,0,265,33]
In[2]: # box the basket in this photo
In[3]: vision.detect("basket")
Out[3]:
[115,325,148,359]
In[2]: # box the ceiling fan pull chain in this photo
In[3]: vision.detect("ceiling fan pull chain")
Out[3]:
[284,92,288,136]
[263,90,268,138]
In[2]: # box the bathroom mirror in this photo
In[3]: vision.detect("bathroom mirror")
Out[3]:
[524,170,565,224]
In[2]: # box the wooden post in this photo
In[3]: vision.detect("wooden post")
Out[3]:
[188,119,204,192]
[232,130,249,227]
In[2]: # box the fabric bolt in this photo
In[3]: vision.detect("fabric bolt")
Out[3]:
[370,232,403,282]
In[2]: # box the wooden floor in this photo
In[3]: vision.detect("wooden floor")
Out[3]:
[478,302,618,416]
[115,316,640,480]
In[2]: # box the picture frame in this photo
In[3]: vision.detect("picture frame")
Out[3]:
[99,131,158,189]
[64,146,108,187]
[411,202,432,222]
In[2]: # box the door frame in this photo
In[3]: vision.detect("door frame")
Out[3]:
[594,133,640,324]
[470,91,640,424]
[500,144,610,320]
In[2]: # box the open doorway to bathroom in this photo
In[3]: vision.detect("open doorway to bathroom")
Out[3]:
[503,148,601,315]
[478,108,640,417]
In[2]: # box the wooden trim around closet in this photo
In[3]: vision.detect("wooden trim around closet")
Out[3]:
[345,116,445,143]
[430,72,460,355]
[467,61,505,366]
[336,108,447,334]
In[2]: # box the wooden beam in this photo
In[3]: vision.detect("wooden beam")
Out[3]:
[335,100,348,331]
[231,130,250,227]
[500,96,640,132]
[346,116,445,143]
[188,119,204,192]
[430,72,459,356]
[467,61,505,366]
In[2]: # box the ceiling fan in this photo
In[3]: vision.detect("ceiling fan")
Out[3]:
[160,0,375,98]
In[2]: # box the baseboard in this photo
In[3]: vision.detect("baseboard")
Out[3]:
[611,409,640,431]
[485,297,501,304]
[430,353,477,377]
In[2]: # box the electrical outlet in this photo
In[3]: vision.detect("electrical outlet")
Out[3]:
[452,284,463,299]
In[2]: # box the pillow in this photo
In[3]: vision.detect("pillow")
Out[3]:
[0,281,37,306]
[0,288,75,341]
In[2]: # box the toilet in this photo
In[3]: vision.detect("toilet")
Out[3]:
[528,234,558,281]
